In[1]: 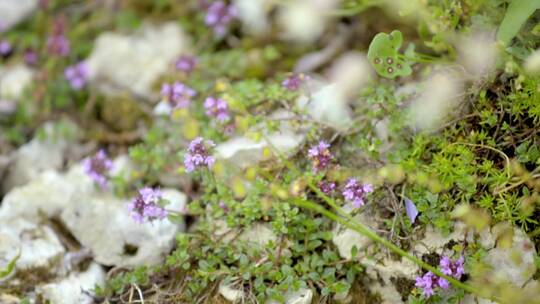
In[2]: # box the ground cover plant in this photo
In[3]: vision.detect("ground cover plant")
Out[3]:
[1,0,540,303]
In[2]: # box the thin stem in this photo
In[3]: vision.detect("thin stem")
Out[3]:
[291,198,487,298]
[262,135,499,302]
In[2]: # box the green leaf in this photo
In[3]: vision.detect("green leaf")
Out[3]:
[367,30,413,79]
[496,0,540,45]
[0,250,21,279]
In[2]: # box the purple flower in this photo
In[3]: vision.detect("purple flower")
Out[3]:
[205,1,237,36]
[204,97,230,122]
[127,187,167,223]
[0,41,12,57]
[24,49,38,66]
[319,181,336,195]
[82,150,113,189]
[47,34,70,57]
[175,55,197,73]
[219,201,229,212]
[307,141,332,171]
[415,256,465,297]
[223,123,236,135]
[342,179,373,208]
[404,197,419,224]
[437,277,450,290]
[161,82,196,109]
[282,73,308,91]
[184,137,215,173]
[415,271,438,297]
[47,18,70,57]
[65,61,89,90]
[439,256,465,279]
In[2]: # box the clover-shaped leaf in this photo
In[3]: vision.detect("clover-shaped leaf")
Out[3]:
[367,30,413,79]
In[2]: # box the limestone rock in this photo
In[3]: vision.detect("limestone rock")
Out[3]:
[332,212,375,260]
[267,288,313,304]
[1,162,187,267]
[0,218,65,272]
[215,110,305,168]
[484,227,536,286]
[0,64,34,100]
[0,169,89,221]
[2,120,79,192]
[37,263,106,304]
[86,22,190,99]
[60,184,187,267]
[0,0,38,31]
[219,283,245,302]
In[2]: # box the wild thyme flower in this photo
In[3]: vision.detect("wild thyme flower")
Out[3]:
[204,97,230,122]
[161,82,196,109]
[47,34,70,56]
[82,150,113,189]
[47,19,70,57]
[219,201,229,212]
[24,48,38,66]
[184,137,215,172]
[205,1,237,36]
[415,256,465,297]
[65,61,89,90]
[127,187,167,223]
[175,55,197,73]
[440,256,465,279]
[342,179,373,208]
[0,41,12,57]
[307,141,332,171]
[282,73,308,91]
[319,181,336,195]
[415,271,439,297]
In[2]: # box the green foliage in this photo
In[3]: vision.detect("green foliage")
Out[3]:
[0,251,20,279]
[497,0,540,45]
[367,30,413,79]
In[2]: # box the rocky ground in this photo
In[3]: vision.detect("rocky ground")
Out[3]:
[1,1,540,304]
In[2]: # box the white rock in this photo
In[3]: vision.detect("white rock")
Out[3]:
[216,110,304,168]
[0,64,34,100]
[37,262,106,304]
[86,22,190,99]
[60,172,186,266]
[0,0,38,31]
[2,139,65,192]
[2,120,79,192]
[1,163,187,267]
[219,283,245,302]
[363,255,420,304]
[277,0,338,43]
[484,227,536,286]
[0,170,83,222]
[332,212,375,260]
[0,218,65,272]
[239,223,277,246]
[414,224,462,255]
[303,83,352,131]
[153,100,173,116]
[109,154,136,180]
[268,288,313,304]
[234,0,271,35]
[215,221,277,247]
